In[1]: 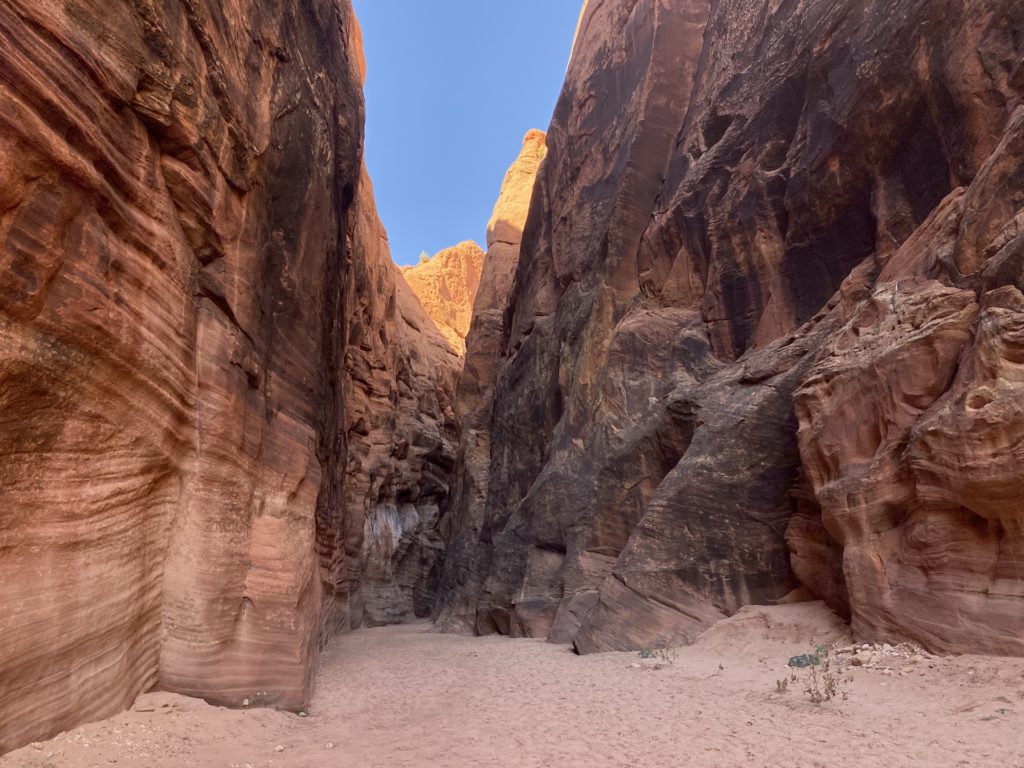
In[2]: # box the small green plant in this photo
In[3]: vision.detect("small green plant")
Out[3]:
[802,647,852,704]
[776,644,852,703]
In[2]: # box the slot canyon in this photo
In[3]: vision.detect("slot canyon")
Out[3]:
[2,0,1024,765]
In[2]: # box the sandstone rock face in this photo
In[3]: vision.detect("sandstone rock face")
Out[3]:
[0,0,455,752]
[400,241,485,355]
[436,130,547,628]
[435,0,1024,657]
[341,171,460,629]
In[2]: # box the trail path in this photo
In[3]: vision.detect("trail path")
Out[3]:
[4,604,1024,767]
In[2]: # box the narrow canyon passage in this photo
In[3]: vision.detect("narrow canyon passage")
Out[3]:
[3,605,1023,768]
[4,0,1024,760]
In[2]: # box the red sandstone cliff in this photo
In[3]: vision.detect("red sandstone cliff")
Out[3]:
[436,129,548,627]
[0,0,456,752]
[340,169,460,630]
[435,0,1024,658]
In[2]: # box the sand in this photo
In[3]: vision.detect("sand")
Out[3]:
[3,603,1024,768]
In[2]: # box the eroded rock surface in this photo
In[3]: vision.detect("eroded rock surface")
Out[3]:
[435,0,1024,657]
[340,170,460,629]
[400,241,485,355]
[436,130,547,629]
[0,0,456,752]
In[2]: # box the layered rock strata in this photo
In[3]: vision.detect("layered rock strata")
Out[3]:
[0,0,456,752]
[400,241,485,355]
[435,0,1024,657]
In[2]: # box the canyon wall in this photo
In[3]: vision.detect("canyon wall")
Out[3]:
[340,169,460,630]
[436,0,1024,656]
[0,0,456,752]
[4,0,1024,754]
[436,130,547,628]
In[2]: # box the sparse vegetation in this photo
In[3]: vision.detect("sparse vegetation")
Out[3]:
[637,646,679,669]
[802,649,852,704]
[776,644,852,704]
[776,673,798,693]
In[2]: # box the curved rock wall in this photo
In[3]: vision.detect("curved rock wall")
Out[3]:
[0,0,457,752]
[436,0,1024,655]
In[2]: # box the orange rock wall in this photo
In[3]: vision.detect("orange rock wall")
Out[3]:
[0,0,457,752]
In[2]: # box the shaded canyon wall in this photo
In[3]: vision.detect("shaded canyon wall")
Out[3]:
[435,0,1024,657]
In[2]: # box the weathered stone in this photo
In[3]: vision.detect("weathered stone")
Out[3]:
[400,241,485,356]
[435,0,1024,658]
[340,169,460,630]
[0,0,456,752]
[434,131,547,631]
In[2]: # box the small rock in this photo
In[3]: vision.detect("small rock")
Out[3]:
[910,654,924,664]
[299,711,307,718]
[242,699,250,707]
[325,742,335,750]
[275,745,285,753]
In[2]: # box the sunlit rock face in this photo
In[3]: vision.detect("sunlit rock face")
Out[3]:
[0,0,456,752]
[434,0,1024,655]
[400,241,485,356]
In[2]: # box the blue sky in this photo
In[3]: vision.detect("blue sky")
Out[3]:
[352,1,582,266]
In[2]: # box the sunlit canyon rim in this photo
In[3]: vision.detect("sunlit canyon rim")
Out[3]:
[1,0,1023,753]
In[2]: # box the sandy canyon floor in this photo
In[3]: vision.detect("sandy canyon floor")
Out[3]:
[3,604,1024,768]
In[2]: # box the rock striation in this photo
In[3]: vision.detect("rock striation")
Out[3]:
[436,130,547,628]
[0,0,456,753]
[400,241,485,356]
[435,0,1024,657]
